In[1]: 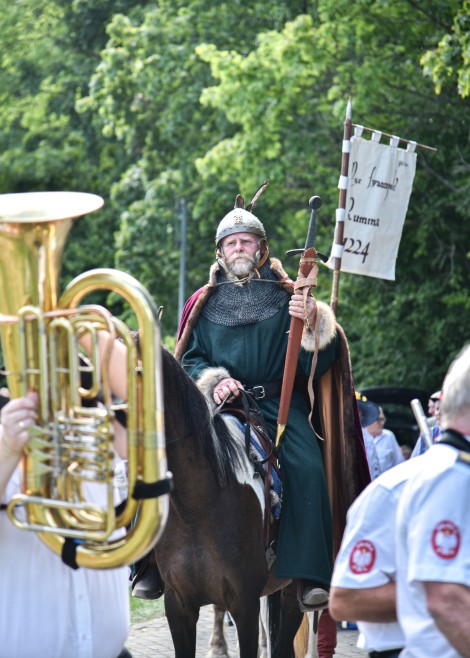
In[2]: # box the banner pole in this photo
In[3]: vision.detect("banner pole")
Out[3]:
[330,98,352,317]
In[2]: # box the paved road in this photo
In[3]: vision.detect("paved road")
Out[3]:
[126,604,364,657]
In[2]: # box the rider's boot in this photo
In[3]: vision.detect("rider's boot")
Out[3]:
[299,579,329,611]
[131,549,165,600]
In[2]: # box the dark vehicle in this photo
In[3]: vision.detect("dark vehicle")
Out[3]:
[360,386,431,449]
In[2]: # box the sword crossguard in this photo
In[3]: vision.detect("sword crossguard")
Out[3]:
[286,248,328,262]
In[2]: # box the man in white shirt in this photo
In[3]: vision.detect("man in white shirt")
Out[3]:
[0,392,131,658]
[358,400,381,480]
[395,344,470,658]
[373,407,404,473]
[360,402,403,480]
[330,350,470,658]
[330,453,421,657]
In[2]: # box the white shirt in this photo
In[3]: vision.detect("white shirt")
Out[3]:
[396,442,470,658]
[362,428,381,480]
[332,457,422,651]
[373,428,404,473]
[0,466,130,658]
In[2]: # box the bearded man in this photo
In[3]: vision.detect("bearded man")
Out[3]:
[173,182,369,611]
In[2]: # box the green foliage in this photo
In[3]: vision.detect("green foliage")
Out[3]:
[0,0,468,388]
[420,0,470,98]
[188,0,470,388]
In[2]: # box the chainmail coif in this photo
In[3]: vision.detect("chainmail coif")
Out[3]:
[202,260,291,326]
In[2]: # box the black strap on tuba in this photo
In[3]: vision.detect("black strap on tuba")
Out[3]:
[62,539,81,571]
[61,476,174,571]
[132,477,174,500]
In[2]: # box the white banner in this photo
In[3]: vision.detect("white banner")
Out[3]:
[327,136,417,280]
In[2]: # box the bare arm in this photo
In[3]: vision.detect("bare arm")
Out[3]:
[329,583,397,623]
[80,331,129,401]
[425,581,470,657]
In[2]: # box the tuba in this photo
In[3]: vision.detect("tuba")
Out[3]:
[0,191,170,569]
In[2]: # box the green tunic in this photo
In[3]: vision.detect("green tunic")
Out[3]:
[182,307,338,586]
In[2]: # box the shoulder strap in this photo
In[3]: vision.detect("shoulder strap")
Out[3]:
[438,429,470,453]
[438,429,470,466]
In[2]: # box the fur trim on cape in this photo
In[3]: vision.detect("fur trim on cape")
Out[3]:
[301,301,336,352]
[196,367,231,410]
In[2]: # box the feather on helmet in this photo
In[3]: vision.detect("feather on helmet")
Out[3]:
[215,180,269,246]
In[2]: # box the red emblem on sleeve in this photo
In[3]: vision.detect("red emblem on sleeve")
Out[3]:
[349,540,376,574]
[431,520,460,559]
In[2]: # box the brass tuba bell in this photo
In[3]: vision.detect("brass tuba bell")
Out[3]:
[0,191,170,569]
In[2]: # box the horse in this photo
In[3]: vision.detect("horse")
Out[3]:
[157,347,269,657]
[154,348,306,658]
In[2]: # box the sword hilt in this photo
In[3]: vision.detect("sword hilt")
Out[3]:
[304,195,322,250]
[286,195,323,258]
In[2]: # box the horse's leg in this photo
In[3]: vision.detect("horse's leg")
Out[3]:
[164,589,199,658]
[306,612,318,657]
[258,597,269,658]
[293,612,319,658]
[207,605,230,658]
[270,585,304,658]
[230,598,260,658]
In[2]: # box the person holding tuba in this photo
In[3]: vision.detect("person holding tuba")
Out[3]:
[0,390,132,658]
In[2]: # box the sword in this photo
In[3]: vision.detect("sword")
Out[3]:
[275,196,322,449]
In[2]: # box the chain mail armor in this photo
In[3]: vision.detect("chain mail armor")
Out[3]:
[201,260,290,326]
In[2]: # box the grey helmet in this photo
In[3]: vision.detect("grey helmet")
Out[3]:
[215,180,269,247]
[215,208,266,245]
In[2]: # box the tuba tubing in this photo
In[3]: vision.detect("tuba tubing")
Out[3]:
[57,268,169,568]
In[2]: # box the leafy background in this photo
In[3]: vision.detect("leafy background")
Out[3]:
[1,0,469,391]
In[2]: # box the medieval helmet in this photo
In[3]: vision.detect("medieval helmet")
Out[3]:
[215,180,269,247]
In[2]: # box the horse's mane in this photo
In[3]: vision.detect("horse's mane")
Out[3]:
[161,349,247,486]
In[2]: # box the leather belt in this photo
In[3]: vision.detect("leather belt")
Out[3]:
[244,380,283,400]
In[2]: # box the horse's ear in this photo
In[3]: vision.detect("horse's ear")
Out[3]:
[234,194,245,209]
[246,179,269,213]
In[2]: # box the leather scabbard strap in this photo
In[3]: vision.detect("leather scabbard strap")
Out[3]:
[294,248,318,331]
[307,307,321,433]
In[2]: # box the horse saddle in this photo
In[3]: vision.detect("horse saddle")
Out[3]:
[219,391,282,520]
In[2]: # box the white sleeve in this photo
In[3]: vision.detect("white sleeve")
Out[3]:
[332,483,398,589]
[405,463,470,586]
[391,435,404,467]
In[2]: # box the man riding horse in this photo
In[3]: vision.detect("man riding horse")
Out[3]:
[135,181,369,614]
